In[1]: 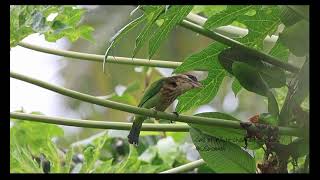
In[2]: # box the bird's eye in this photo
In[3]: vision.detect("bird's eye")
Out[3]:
[169,81,177,87]
[186,74,197,82]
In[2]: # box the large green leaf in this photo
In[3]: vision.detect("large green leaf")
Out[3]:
[279,20,309,57]
[190,112,262,149]
[279,5,303,27]
[132,6,165,57]
[105,15,146,58]
[190,128,256,173]
[238,6,281,49]
[287,5,309,21]
[232,61,279,116]
[219,48,286,88]
[174,43,227,112]
[148,5,193,58]
[204,5,254,29]
[268,40,290,62]
[232,61,269,96]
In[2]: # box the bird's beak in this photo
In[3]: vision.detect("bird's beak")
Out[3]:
[192,81,202,88]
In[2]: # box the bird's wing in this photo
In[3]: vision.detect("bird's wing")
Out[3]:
[138,78,165,107]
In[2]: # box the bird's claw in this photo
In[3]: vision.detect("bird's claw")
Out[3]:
[172,111,179,117]
[170,111,179,123]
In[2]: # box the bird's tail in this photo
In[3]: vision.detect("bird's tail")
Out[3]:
[128,119,143,145]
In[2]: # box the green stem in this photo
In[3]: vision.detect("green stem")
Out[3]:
[160,159,205,173]
[179,20,299,73]
[10,112,190,131]
[18,42,206,70]
[10,71,303,137]
[186,13,277,44]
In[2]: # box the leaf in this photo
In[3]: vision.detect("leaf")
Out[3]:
[238,6,281,49]
[279,5,303,27]
[190,128,256,173]
[204,5,254,29]
[62,149,74,173]
[10,5,94,48]
[192,5,227,17]
[148,5,193,58]
[116,145,141,173]
[279,20,309,57]
[288,138,309,160]
[268,40,290,62]
[190,112,262,149]
[267,91,280,117]
[132,6,165,57]
[219,48,286,88]
[232,62,269,96]
[259,113,279,126]
[287,5,309,21]
[232,78,242,97]
[31,11,49,32]
[104,15,146,72]
[175,43,227,112]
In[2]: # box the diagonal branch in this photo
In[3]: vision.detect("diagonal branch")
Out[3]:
[10,71,303,137]
[179,20,300,73]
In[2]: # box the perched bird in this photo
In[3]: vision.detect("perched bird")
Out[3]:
[128,73,202,145]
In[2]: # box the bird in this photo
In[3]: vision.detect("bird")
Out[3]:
[127,73,202,145]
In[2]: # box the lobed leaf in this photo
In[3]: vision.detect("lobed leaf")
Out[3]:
[204,5,254,30]
[238,6,281,49]
[175,43,227,112]
[148,5,193,59]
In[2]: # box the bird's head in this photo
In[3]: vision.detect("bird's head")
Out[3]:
[169,73,202,93]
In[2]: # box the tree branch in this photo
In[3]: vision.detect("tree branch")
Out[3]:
[10,71,303,137]
[18,42,207,71]
[160,159,205,173]
[179,20,300,73]
[10,112,190,132]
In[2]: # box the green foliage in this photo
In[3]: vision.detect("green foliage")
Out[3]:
[204,5,254,30]
[279,20,309,57]
[192,5,226,17]
[231,78,242,97]
[10,5,94,47]
[219,48,286,88]
[148,6,193,58]
[190,112,263,149]
[105,5,193,62]
[190,128,256,173]
[10,113,64,173]
[237,6,281,49]
[269,40,290,62]
[232,61,279,116]
[174,43,227,112]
